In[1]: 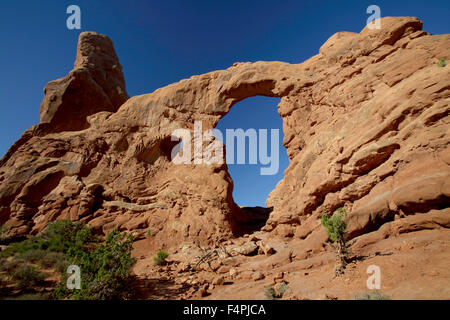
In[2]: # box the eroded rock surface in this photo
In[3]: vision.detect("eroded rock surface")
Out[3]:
[40,31,129,133]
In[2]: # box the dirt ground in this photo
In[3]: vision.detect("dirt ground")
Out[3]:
[130,228,450,300]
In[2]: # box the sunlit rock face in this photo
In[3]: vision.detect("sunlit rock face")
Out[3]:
[0,17,449,251]
[39,32,129,133]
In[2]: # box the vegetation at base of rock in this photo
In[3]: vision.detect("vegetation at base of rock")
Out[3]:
[264,286,278,300]
[436,58,446,67]
[277,282,289,296]
[153,251,169,266]
[321,208,347,243]
[0,220,136,300]
[321,208,349,275]
[11,265,47,290]
[0,224,7,244]
[263,283,289,300]
[1,219,98,258]
[354,290,391,300]
[53,228,136,300]
[40,252,67,271]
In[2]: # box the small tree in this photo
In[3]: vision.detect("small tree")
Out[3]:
[321,207,348,275]
[153,251,169,266]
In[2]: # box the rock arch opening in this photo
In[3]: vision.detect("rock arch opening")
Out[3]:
[215,96,289,235]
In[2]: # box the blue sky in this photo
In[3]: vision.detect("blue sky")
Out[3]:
[0,0,448,206]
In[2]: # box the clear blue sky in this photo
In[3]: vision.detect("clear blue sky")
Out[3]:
[0,0,448,206]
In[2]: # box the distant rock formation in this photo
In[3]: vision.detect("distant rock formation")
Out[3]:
[0,18,449,254]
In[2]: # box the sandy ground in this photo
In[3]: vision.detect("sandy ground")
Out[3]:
[130,228,450,300]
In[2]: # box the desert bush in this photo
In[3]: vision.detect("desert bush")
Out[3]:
[1,220,136,300]
[0,224,13,245]
[153,251,169,266]
[18,249,47,262]
[354,290,391,300]
[54,228,136,300]
[11,265,46,290]
[2,220,97,258]
[436,58,447,67]
[277,282,289,296]
[40,251,66,269]
[0,258,24,273]
[0,221,91,293]
[263,283,289,300]
[40,219,98,253]
[321,207,349,275]
[53,259,68,273]
[1,238,38,257]
[263,286,278,300]
[0,220,93,277]
[321,208,347,243]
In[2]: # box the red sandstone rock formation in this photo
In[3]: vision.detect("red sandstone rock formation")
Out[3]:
[0,18,448,259]
[40,31,129,133]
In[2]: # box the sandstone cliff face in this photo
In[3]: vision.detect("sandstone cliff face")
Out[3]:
[265,17,450,243]
[40,31,129,133]
[0,17,448,255]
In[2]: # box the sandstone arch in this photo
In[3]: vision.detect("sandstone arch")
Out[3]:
[0,17,449,253]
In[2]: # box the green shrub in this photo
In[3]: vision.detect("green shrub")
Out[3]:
[53,259,68,273]
[321,208,347,243]
[354,290,391,300]
[40,219,98,253]
[436,58,447,67]
[54,228,136,300]
[2,220,97,258]
[263,283,289,300]
[18,249,47,262]
[2,238,38,257]
[0,224,12,245]
[11,265,46,290]
[1,220,136,300]
[153,251,169,266]
[321,208,349,275]
[264,286,278,300]
[277,282,289,296]
[39,251,66,269]
[0,259,24,273]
